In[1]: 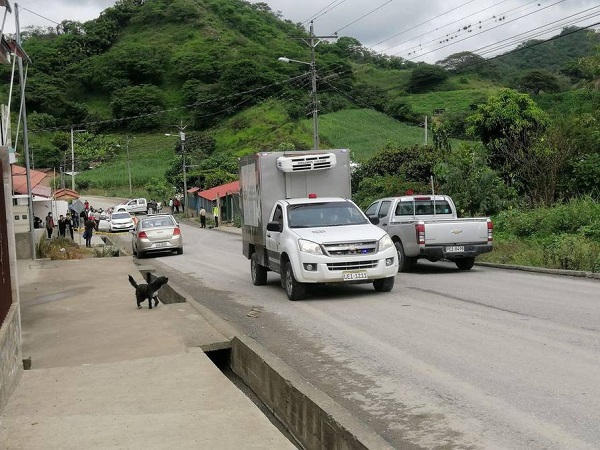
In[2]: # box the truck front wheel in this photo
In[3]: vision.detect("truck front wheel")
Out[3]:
[284,262,306,301]
[395,241,414,272]
[251,253,268,286]
[455,257,475,271]
[373,276,395,292]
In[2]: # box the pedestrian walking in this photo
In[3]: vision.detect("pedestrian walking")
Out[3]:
[199,207,206,228]
[169,198,174,213]
[65,213,74,240]
[212,204,219,228]
[45,212,55,239]
[58,215,67,237]
[83,217,96,248]
[174,198,180,213]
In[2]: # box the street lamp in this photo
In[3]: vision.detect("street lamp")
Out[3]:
[165,128,188,217]
[278,21,336,150]
[70,128,86,191]
[116,134,133,196]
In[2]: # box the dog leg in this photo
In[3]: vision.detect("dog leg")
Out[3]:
[148,298,153,310]
[153,296,159,308]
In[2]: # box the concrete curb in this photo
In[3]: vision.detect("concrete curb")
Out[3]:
[477,261,600,279]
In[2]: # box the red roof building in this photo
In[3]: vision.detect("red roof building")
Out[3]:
[198,180,240,201]
[11,165,50,198]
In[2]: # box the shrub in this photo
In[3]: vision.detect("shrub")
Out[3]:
[542,234,600,271]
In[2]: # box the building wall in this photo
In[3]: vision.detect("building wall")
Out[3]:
[0,304,23,411]
[0,146,23,412]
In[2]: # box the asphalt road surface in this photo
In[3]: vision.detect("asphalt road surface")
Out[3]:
[94,197,599,449]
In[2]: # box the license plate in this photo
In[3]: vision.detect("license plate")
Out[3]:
[154,242,169,248]
[446,246,465,253]
[343,270,368,281]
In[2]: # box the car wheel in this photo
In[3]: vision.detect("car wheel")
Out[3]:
[395,241,414,272]
[176,248,183,255]
[137,250,145,259]
[373,276,395,292]
[455,257,475,270]
[284,261,305,301]
[251,253,267,286]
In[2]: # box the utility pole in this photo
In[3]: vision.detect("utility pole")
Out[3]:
[15,3,35,259]
[126,134,132,196]
[70,127,86,191]
[70,127,74,190]
[307,21,337,150]
[176,121,188,218]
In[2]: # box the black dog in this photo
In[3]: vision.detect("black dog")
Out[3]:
[128,275,169,309]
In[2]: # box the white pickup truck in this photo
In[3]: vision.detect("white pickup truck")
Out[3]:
[365,195,493,271]
[114,198,148,214]
[240,150,398,300]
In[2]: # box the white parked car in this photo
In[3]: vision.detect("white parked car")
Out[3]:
[98,211,135,233]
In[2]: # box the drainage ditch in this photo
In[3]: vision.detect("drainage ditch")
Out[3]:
[206,348,301,449]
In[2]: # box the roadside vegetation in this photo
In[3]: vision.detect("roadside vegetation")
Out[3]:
[7,0,600,271]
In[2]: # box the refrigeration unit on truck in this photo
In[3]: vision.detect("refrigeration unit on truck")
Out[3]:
[240,150,398,300]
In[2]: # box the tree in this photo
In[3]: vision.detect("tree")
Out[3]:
[408,64,448,93]
[352,144,441,196]
[513,69,562,95]
[467,89,559,204]
[110,85,166,130]
[434,144,518,216]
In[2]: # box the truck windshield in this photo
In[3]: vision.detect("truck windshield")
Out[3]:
[287,202,368,228]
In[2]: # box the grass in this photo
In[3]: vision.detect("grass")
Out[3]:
[319,108,471,161]
[478,198,600,272]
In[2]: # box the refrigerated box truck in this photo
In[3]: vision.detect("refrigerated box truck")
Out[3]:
[239,149,398,300]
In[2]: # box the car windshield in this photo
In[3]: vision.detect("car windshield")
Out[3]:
[111,213,130,220]
[287,201,368,228]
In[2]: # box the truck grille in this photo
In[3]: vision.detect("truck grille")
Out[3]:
[327,261,378,271]
[322,241,377,256]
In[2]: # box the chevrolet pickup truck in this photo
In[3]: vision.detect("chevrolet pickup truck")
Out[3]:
[365,195,493,271]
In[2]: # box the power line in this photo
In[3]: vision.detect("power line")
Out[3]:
[301,0,348,26]
[333,0,394,35]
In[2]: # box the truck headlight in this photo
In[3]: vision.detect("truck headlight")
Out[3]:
[378,234,394,252]
[298,239,323,255]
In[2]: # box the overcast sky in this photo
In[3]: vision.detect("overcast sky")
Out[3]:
[5,0,599,63]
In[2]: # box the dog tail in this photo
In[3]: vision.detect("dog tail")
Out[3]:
[128,275,138,289]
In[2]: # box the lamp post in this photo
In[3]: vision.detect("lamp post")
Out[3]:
[166,124,188,217]
[70,128,86,191]
[278,56,319,150]
[116,135,133,196]
[278,21,337,150]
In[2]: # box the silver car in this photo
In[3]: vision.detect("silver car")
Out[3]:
[131,214,183,258]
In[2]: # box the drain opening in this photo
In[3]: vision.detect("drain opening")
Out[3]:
[204,348,300,449]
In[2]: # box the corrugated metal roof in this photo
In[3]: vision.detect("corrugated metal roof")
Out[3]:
[11,165,48,196]
[198,180,240,201]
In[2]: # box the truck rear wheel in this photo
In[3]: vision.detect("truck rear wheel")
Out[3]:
[284,262,306,301]
[251,253,268,286]
[455,257,475,270]
[373,276,395,292]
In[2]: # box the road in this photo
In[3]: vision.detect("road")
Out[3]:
[93,196,600,449]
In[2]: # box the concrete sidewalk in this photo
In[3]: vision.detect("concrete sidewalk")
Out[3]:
[0,257,295,449]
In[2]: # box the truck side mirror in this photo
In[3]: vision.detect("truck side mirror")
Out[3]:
[266,221,282,232]
[368,216,380,225]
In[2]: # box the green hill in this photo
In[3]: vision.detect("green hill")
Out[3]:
[5,0,598,195]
